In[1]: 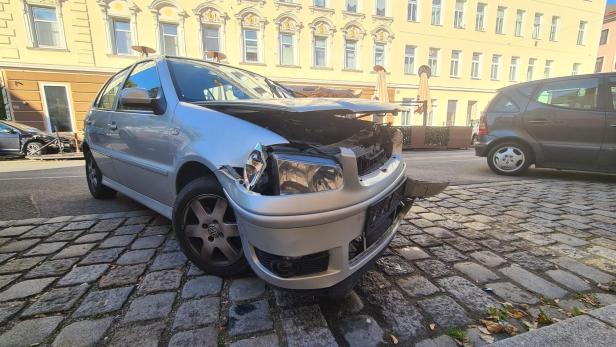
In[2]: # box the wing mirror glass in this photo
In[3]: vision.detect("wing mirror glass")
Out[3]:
[119,87,166,115]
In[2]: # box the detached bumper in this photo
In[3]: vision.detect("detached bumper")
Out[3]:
[223,167,447,291]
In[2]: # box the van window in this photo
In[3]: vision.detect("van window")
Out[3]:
[96,69,129,110]
[536,78,598,110]
[490,95,519,113]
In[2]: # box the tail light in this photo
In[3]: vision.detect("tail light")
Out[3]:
[478,113,488,136]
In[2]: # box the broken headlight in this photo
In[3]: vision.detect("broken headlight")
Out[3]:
[243,143,268,190]
[271,153,343,195]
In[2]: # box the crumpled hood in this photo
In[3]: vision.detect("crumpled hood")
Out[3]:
[198,97,401,115]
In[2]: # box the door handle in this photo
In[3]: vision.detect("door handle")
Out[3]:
[527,119,547,124]
[610,124,616,127]
[109,121,117,131]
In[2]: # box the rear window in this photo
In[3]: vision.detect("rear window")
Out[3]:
[490,95,519,113]
[535,78,599,110]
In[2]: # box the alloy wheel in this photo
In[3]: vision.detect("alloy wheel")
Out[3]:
[26,142,42,156]
[493,146,525,172]
[87,157,98,189]
[182,194,242,266]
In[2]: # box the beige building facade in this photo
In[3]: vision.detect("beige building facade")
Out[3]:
[0,0,607,132]
[597,4,616,72]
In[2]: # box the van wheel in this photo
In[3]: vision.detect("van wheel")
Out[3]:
[85,151,117,199]
[487,142,532,176]
[173,177,249,276]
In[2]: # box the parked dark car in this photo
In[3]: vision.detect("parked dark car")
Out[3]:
[475,73,616,175]
[0,120,74,156]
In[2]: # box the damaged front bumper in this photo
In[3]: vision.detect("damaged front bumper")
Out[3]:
[218,153,447,292]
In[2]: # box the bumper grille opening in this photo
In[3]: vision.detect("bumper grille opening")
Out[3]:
[255,249,329,278]
[356,146,389,176]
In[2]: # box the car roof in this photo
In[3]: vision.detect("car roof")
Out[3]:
[498,72,616,93]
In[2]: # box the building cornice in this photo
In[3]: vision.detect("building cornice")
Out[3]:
[0,62,117,74]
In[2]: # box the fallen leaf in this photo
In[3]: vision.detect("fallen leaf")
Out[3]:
[478,326,491,335]
[429,323,436,331]
[503,324,518,336]
[480,334,495,343]
[390,334,398,345]
[598,283,610,291]
[480,319,504,334]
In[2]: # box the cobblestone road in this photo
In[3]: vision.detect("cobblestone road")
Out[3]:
[0,179,615,347]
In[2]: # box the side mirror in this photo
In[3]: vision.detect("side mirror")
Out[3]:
[119,87,166,115]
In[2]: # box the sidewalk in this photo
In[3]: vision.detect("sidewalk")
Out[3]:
[492,304,616,347]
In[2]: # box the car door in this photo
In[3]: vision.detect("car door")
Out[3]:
[86,68,130,181]
[598,75,616,172]
[0,122,21,155]
[109,60,173,205]
[522,77,605,170]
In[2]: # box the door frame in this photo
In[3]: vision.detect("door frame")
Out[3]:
[39,82,76,133]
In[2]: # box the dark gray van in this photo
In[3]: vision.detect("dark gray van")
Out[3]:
[475,73,616,175]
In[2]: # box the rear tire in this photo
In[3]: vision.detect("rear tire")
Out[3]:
[487,142,532,176]
[173,177,249,276]
[85,151,117,199]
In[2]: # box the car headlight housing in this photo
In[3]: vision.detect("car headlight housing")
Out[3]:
[243,143,268,190]
[271,153,343,195]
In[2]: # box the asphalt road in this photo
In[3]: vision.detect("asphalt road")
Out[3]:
[0,150,614,220]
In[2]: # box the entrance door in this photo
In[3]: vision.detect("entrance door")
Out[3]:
[41,84,74,133]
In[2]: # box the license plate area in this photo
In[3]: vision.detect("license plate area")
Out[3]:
[363,180,406,247]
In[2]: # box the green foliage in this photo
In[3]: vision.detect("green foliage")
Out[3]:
[537,308,553,326]
[571,307,584,317]
[446,326,466,341]
[424,127,449,146]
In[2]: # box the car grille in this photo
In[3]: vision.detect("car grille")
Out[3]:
[255,249,329,278]
[356,146,389,176]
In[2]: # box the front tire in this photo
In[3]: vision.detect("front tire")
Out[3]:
[25,141,46,156]
[173,177,249,276]
[487,142,532,176]
[85,151,117,199]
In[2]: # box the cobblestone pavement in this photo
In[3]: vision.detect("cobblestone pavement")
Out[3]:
[1,179,616,347]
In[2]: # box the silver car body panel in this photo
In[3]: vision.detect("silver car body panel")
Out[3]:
[84,57,432,290]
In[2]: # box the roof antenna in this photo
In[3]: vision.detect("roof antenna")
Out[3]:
[131,45,156,57]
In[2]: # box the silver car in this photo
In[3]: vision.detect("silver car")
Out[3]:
[84,57,444,294]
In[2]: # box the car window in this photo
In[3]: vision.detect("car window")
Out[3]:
[167,59,289,102]
[608,76,616,111]
[536,78,599,110]
[119,60,162,112]
[0,122,12,133]
[490,95,519,113]
[96,69,129,110]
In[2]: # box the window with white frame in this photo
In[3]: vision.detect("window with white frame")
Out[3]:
[160,23,178,56]
[376,0,387,16]
[30,6,64,48]
[471,52,481,79]
[314,36,328,67]
[544,60,553,78]
[243,29,259,62]
[346,0,358,12]
[515,10,524,37]
[572,63,581,75]
[532,13,542,39]
[408,0,418,22]
[279,33,295,65]
[404,45,416,74]
[344,39,358,69]
[577,21,587,45]
[202,26,220,54]
[549,16,559,41]
[495,7,505,34]
[429,47,439,75]
[374,43,386,67]
[490,54,500,80]
[431,0,441,25]
[475,3,486,31]
[454,1,465,28]
[112,19,132,55]
[450,50,461,77]
[314,0,326,8]
[509,57,519,81]
[527,58,536,81]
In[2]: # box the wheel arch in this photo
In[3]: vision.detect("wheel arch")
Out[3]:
[175,160,217,195]
[486,136,537,164]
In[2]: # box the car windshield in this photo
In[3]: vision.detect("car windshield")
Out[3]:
[167,58,293,102]
[4,121,44,133]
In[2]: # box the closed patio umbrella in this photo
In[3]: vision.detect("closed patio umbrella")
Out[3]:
[373,65,389,123]
[416,65,432,126]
